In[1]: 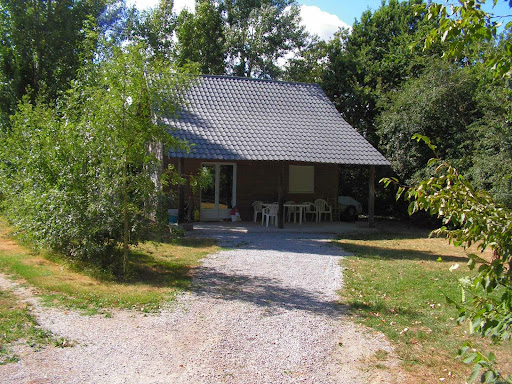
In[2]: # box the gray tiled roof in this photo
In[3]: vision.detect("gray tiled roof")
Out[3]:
[162,76,389,165]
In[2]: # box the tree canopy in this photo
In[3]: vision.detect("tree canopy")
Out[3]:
[319,0,441,145]
[0,0,111,124]
[175,0,226,74]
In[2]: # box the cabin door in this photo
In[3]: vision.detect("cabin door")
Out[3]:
[200,163,237,221]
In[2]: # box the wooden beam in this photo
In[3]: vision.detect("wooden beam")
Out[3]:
[368,165,375,228]
[278,162,285,229]
[177,157,185,223]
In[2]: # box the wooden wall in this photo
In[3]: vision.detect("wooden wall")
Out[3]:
[165,157,339,221]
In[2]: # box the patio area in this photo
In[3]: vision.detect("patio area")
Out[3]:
[190,219,377,236]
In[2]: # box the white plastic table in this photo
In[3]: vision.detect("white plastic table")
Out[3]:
[283,203,309,224]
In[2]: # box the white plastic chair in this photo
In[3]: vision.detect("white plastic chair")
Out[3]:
[285,200,297,222]
[314,199,332,222]
[303,202,316,222]
[252,201,264,223]
[262,204,279,227]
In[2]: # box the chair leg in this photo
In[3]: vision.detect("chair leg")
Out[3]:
[262,214,265,226]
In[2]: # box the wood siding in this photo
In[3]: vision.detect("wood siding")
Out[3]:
[165,158,339,221]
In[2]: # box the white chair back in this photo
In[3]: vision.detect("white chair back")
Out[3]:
[266,204,279,215]
[252,201,263,211]
[315,199,328,211]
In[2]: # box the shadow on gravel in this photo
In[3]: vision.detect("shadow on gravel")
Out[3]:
[194,232,348,257]
[191,268,345,318]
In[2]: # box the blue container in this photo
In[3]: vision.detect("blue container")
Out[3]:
[169,215,178,224]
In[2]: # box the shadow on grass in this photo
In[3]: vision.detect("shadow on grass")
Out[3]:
[144,229,217,249]
[173,238,217,249]
[347,300,423,321]
[335,230,468,263]
[336,242,466,263]
[126,250,193,289]
[339,230,431,242]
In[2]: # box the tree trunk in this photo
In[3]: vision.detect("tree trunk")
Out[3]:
[178,157,185,223]
[123,142,130,280]
[368,165,375,228]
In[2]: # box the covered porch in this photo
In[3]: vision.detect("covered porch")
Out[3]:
[169,158,379,228]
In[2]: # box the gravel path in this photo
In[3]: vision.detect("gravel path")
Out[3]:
[0,231,403,384]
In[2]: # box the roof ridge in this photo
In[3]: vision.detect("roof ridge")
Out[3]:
[196,74,321,88]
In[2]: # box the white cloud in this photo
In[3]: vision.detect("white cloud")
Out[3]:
[129,0,195,13]
[173,0,195,13]
[299,5,350,41]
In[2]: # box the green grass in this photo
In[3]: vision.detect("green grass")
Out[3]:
[0,289,53,364]
[0,219,218,314]
[335,226,512,383]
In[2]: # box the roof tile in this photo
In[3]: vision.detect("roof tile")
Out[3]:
[163,76,389,165]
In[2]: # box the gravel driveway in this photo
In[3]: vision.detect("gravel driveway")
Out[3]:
[0,230,402,384]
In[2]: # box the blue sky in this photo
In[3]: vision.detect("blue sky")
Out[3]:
[297,0,386,26]
[131,0,512,41]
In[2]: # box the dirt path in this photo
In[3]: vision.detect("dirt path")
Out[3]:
[0,231,404,384]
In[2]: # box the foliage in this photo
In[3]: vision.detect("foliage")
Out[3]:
[283,38,328,83]
[377,60,480,183]
[223,0,307,78]
[0,42,192,275]
[418,0,512,79]
[175,0,226,74]
[132,0,308,79]
[165,165,214,196]
[468,77,512,208]
[382,135,512,382]
[321,0,441,145]
[129,0,175,59]
[0,0,112,124]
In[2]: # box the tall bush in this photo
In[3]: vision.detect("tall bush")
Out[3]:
[0,43,191,276]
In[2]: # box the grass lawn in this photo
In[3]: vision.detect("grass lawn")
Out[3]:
[335,222,512,383]
[0,219,218,314]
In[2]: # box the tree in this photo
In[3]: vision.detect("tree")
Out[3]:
[380,3,512,380]
[377,60,480,183]
[130,0,176,59]
[0,42,192,277]
[175,0,226,74]
[321,0,441,146]
[223,0,307,78]
[0,0,110,122]
[419,0,512,79]
[468,79,512,208]
[283,37,328,84]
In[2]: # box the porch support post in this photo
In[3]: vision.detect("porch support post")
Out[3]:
[368,165,375,228]
[278,162,285,229]
[178,157,185,223]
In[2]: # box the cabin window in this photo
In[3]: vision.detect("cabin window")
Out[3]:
[289,165,314,194]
